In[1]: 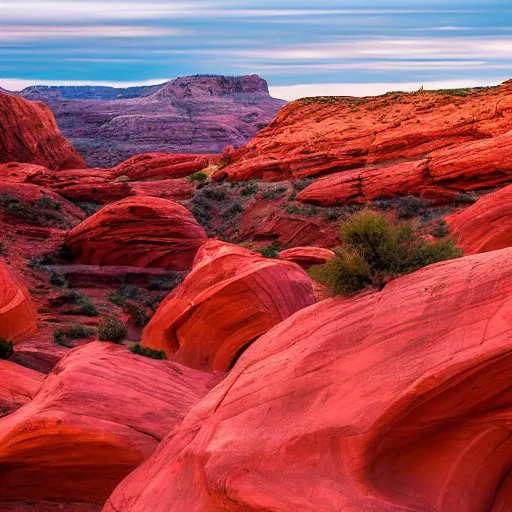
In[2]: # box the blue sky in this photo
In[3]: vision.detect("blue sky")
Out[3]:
[0,0,511,99]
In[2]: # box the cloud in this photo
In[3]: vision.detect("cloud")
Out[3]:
[0,26,185,42]
[269,78,508,101]
[0,78,170,91]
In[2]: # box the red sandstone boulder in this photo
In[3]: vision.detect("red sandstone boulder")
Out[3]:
[0,361,44,415]
[0,342,221,504]
[111,153,219,181]
[278,246,336,269]
[447,185,512,254]
[67,196,207,269]
[104,247,512,512]
[142,240,316,371]
[0,261,37,341]
[0,91,85,170]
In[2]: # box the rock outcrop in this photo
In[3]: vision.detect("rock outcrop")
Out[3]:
[0,342,222,503]
[447,185,512,254]
[105,247,512,512]
[0,90,85,170]
[17,75,285,167]
[111,153,219,181]
[67,196,207,269]
[214,81,512,194]
[0,261,37,342]
[0,361,44,415]
[278,246,336,269]
[142,240,316,371]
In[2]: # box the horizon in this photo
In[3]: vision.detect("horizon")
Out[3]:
[1,0,512,101]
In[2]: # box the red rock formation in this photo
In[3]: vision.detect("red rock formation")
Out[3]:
[239,200,340,248]
[0,342,222,503]
[111,153,219,181]
[0,361,44,414]
[278,246,336,269]
[0,91,85,170]
[142,240,316,371]
[17,75,285,167]
[214,80,512,186]
[0,260,37,342]
[67,196,206,269]
[0,182,85,227]
[1,503,100,512]
[447,185,512,254]
[105,247,512,512]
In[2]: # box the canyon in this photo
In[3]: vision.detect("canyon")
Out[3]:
[0,77,512,511]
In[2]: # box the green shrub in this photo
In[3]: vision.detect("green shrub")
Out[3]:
[129,344,167,360]
[0,193,66,227]
[431,219,450,238]
[35,194,62,211]
[147,274,184,292]
[65,291,98,317]
[0,338,14,359]
[222,202,244,219]
[188,171,208,184]
[65,323,95,340]
[50,271,69,288]
[241,182,259,196]
[98,316,127,343]
[108,284,139,307]
[262,186,287,200]
[293,178,315,192]
[311,210,463,295]
[123,300,150,329]
[257,242,282,259]
[0,242,8,257]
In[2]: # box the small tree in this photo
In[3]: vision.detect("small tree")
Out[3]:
[310,210,463,296]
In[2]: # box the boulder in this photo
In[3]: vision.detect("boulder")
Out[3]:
[67,196,207,270]
[105,248,512,512]
[278,246,336,269]
[0,361,44,415]
[447,185,512,254]
[0,342,222,503]
[142,240,317,371]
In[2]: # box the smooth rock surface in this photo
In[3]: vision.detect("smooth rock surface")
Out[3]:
[0,342,222,503]
[67,196,206,269]
[142,240,317,371]
[0,91,85,170]
[105,248,512,512]
[278,246,336,269]
[0,361,44,415]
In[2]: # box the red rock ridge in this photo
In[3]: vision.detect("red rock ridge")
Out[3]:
[0,90,85,170]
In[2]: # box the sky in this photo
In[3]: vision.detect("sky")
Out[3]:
[0,0,511,100]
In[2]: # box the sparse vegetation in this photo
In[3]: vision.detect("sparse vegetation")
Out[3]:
[310,210,463,296]
[240,182,259,196]
[431,219,451,239]
[222,201,244,219]
[262,186,287,200]
[129,344,167,360]
[188,171,208,184]
[108,284,139,307]
[0,338,14,359]
[123,300,150,329]
[77,202,103,216]
[257,242,282,259]
[50,271,69,288]
[293,178,315,192]
[0,193,67,227]
[98,315,127,343]
[54,323,95,347]
[146,274,184,292]
[63,291,99,317]
[0,242,8,257]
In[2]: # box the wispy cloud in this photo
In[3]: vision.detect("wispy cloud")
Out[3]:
[0,78,170,91]
[0,26,185,42]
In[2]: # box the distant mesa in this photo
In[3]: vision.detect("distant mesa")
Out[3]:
[13,74,285,167]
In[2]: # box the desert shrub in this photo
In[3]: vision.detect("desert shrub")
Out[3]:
[190,193,213,228]
[262,186,287,200]
[147,274,184,291]
[431,219,450,238]
[65,291,98,317]
[129,344,167,360]
[284,203,319,217]
[293,178,315,192]
[456,192,479,205]
[257,242,282,259]
[50,271,69,288]
[240,182,259,196]
[53,329,74,348]
[0,338,14,359]
[222,201,244,219]
[77,202,103,216]
[394,196,433,219]
[0,193,66,227]
[98,315,127,343]
[202,185,227,201]
[108,284,139,307]
[143,293,167,312]
[115,175,130,183]
[65,323,95,340]
[55,243,74,263]
[123,300,150,328]
[188,171,208,184]
[311,210,463,295]
[0,242,8,257]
